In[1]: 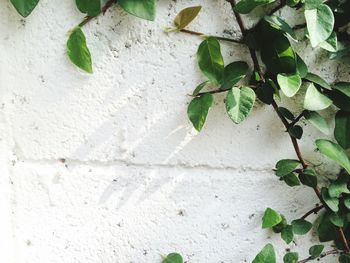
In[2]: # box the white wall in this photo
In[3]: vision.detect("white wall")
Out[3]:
[0,0,347,262]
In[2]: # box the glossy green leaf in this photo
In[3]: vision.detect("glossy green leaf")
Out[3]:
[281,225,294,244]
[234,0,276,14]
[226,87,256,124]
[299,168,318,188]
[335,111,350,149]
[76,0,101,16]
[319,32,338,52]
[262,208,282,228]
[252,244,276,263]
[309,245,324,259]
[263,16,297,40]
[10,0,40,17]
[304,111,331,135]
[67,27,93,73]
[162,253,183,263]
[283,173,301,187]
[288,125,303,139]
[291,219,312,235]
[197,37,224,85]
[283,252,298,263]
[296,54,308,78]
[174,6,202,30]
[329,213,345,227]
[305,4,335,47]
[321,187,339,212]
[119,0,156,21]
[316,139,350,174]
[192,81,210,96]
[275,159,300,177]
[277,73,301,97]
[304,73,331,90]
[304,83,332,111]
[187,94,213,132]
[221,61,249,90]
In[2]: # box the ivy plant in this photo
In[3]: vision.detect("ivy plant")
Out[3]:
[8,0,350,262]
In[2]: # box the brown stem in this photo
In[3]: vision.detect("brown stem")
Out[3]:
[288,111,305,129]
[300,204,324,219]
[79,0,116,27]
[228,0,350,253]
[179,29,243,44]
[195,85,256,97]
[297,249,340,263]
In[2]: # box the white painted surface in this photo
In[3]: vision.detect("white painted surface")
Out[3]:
[0,0,348,262]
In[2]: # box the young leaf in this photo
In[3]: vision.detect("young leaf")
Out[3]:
[299,168,318,188]
[305,4,335,47]
[262,208,282,228]
[316,139,350,174]
[303,83,332,111]
[118,0,156,21]
[335,111,350,149]
[187,94,213,132]
[304,111,331,135]
[277,73,302,97]
[321,187,339,212]
[281,225,294,244]
[234,0,276,14]
[67,27,93,73]
[221,61,249,90]
[174,6,202,30]
[162,253,183,263]
[252,244,276,263]
[226,87,256,124]
[283,252,298,263]
[291,219,313,235]
[10,0,40,17]
[197,37,224,85]
[263,16,297,41]
[192,81,210,96]
[76,0,101,17]
[288,125,303,140]
[275,159,300,177]
[309,245,324,259]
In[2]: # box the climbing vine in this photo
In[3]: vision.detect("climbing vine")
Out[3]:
[7,0,350,262]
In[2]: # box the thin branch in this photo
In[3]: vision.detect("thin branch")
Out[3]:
[293,23,306,30]
[300,204,325,219]
[79,0,116,27]
[195,85,256,96]
[298,249,340,263]
[179,29,243,44]
[288,111,306,129]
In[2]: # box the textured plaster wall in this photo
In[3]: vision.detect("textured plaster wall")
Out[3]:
[0,0,349,262]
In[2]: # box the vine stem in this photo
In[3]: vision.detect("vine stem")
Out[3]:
[227,0,350,253]
[300,204,324,219]
[79,0,116,27]
[297,249,340,263]
[179,29,243,44]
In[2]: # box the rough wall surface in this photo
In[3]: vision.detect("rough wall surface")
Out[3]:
[0,0,348,262]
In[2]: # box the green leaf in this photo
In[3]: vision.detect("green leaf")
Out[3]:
[304,111,331,135]
[272,215,287,233]
[329,212,345,227]
[187,94,213,132]
[119,0,156,21]
[10,0,40,17]
[283,173,301,187]
[317,212,337,242]
[263,16,297,41]
[339,254,350,263]
[321,187,339,212]
[174,6,202,30]
[304,73,331,90]
[234,0,276,14]
[296,54,308,78]
[226,87,256,124]
[192,81,210,96]
[76,0,101,16]
[277,74,302,97]
[319,32,338,52]
[279,107,295,121]
[252,244,276,263]
[262,208,282,228]
[67,27,93,73]
[316,139,350,174]
[275,159,300,177]
[304,83,332,111]
[309,245,324,259]
[281,225,294,244]
[335,111,350,149]
[299,168,318,188]
[305,4,335,47]
[221,61,249,90]
[162,253,183,263]
[291,219,313,235]
[328,175,350,198]
[256,81,274,105]
[197,37,224,85]
[304,0,325,9]
[288,125,303,139]
[333,82,350,98]
[344,198,350,210]
[283,252,298,263]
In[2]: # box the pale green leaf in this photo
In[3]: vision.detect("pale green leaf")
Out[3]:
[174,6,202,30]
[304,83,332,111]
[226,87,256,124]
[277,73,301,97]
